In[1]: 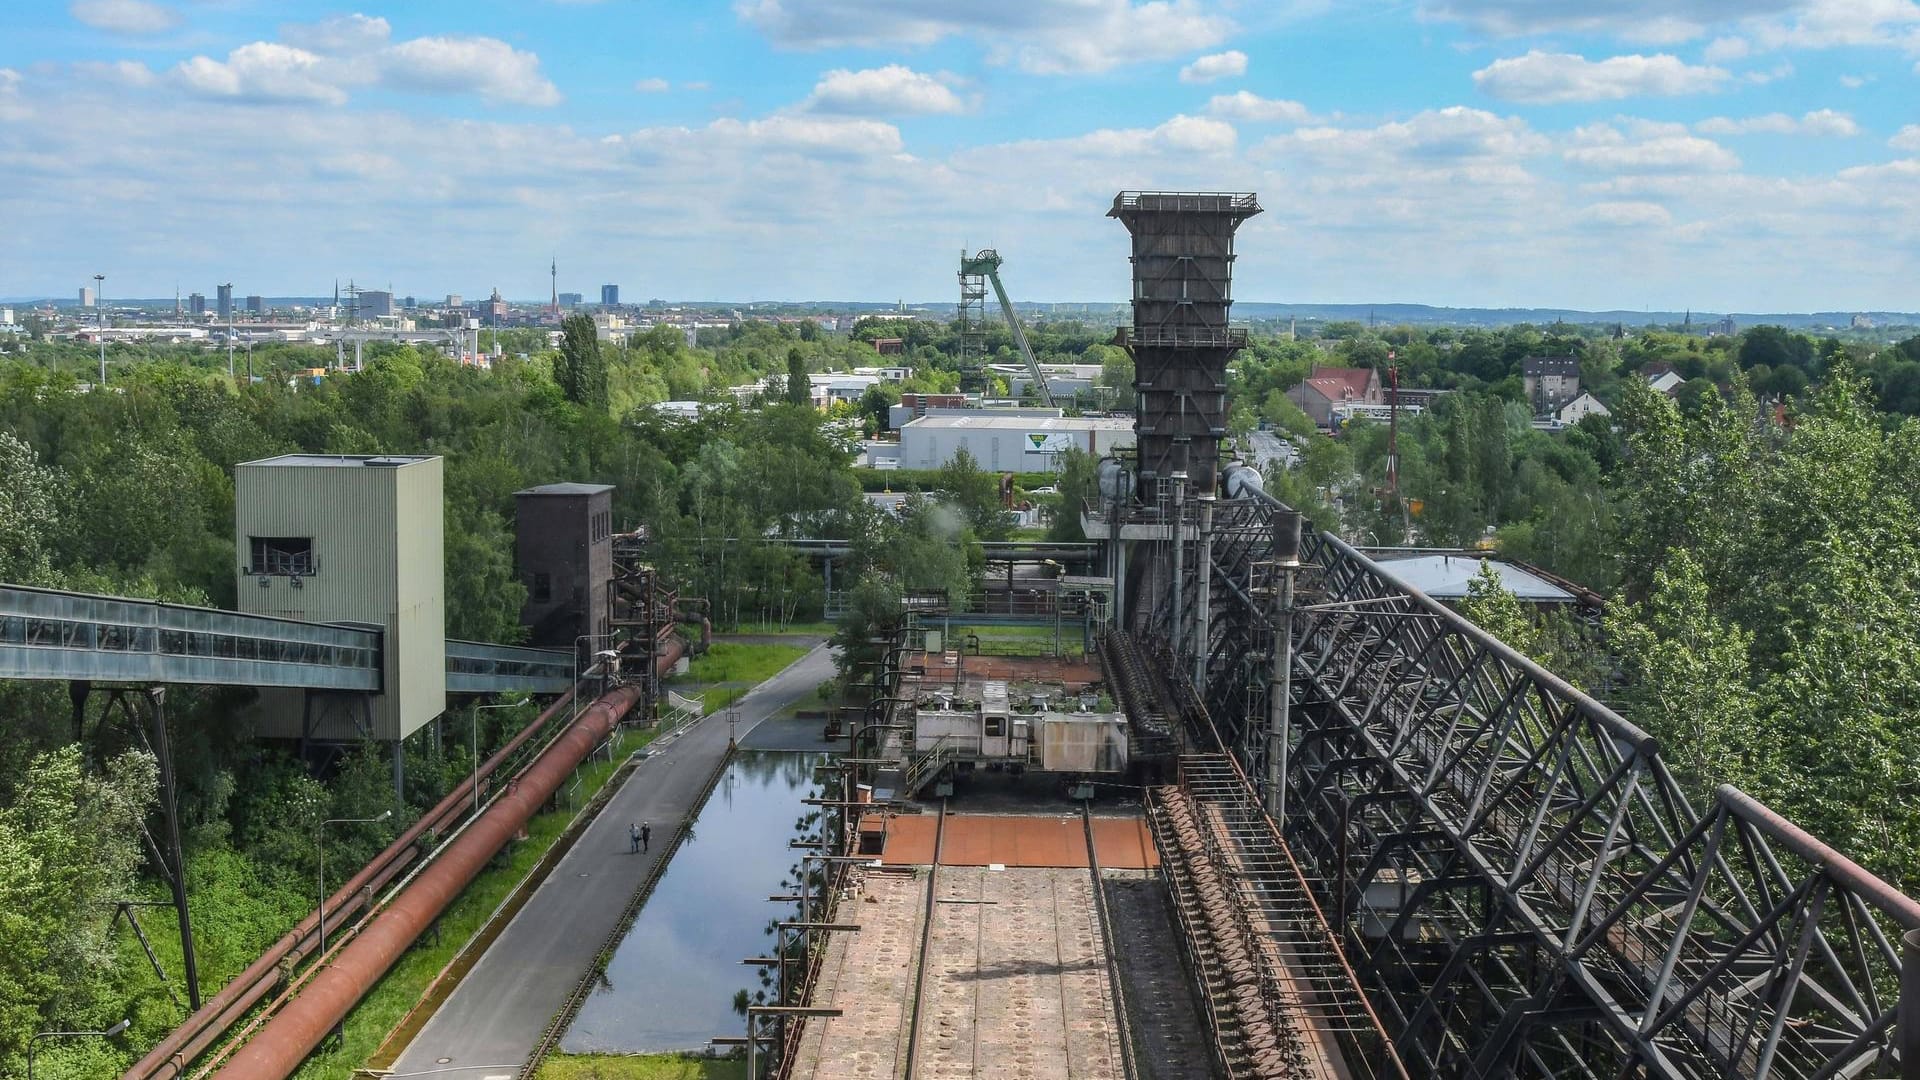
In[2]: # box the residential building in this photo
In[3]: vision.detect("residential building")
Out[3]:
[1521,356,1581,415]
[558,292,583,308]
[445,293,464,308]
[78,286,96,308]
[1643,362,1686,397]
[1285,365,1383,428]
[246,295,265,315]
[189,292,207,315]
[217,283,233,320]
[899,414,1135,471]
[1556,391,1610,425]
[601,284,620,306]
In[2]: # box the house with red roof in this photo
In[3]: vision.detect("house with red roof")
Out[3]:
[1286,365,1383,428]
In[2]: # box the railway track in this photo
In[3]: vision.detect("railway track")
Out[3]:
[1083,802,1140,1080]
[901,798,947,1079]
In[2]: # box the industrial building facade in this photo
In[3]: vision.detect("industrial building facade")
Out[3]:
[897,414,1135,471]
[234,454,446,742]
[515,482,614,652]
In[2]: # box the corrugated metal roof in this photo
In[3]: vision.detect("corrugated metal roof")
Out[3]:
[1374,555,1575,602]
[243,453,436,468]
[515,482,614,496]
[901,414,1132,431]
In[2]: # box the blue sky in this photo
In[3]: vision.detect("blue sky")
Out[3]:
[1,0,1917,311]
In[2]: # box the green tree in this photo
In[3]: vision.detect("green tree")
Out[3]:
[1456,561,1539,656]
[555,314,607,410]
[934,446,1010,541]
[786,348,810,407]
[0,746,156,1071]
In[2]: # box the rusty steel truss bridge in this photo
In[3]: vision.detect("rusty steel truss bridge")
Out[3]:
[1099,190,1920,1080]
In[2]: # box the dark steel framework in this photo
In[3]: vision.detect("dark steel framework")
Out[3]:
[1109,191,1260,502]
[1169,475,1920,1078]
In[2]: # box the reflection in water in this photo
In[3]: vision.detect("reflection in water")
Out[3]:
[559,750,827,1054]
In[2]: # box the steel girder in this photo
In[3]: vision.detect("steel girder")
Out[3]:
[1165,488,1920,1079]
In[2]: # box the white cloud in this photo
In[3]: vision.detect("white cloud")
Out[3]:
[1565,122,1740,172]
[174,43,347,105]
[736,0,1234,75]
[1258,106,1547,173]
[281,13,392,53]
[1839,73,1875,87]
[634,77,671,93]
[1474,51,1729,103]
[1420,0,1799,43]
[684,81,711,91]
[1703,36,1750,62]
[70,0,180,36]
[1205,91,1309,123]
[1697,109,1858,135]
[382,36,561,106]
[803,65,965,115]
[1749,0,1920,51]
[1892,124,1920,151]
[1180,50,1246,83]
[74,59,157,87]
[1579,200,1674,227]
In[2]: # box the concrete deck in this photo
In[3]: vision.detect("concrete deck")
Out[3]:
[789,864,1123,1080]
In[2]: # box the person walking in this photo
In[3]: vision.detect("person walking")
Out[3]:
[640,821,651,853]
[628,822,641,854]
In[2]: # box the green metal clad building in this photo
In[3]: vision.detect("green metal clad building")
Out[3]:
[234,454,446,742]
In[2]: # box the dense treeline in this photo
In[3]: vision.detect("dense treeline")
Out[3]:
[0,326,1029,1076]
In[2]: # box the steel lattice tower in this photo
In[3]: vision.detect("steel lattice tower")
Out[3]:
[1108,191,1261,500]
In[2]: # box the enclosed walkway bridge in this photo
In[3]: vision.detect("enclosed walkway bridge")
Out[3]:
[0,583,573,695]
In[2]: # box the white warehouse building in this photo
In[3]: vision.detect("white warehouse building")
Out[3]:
[898,414,1135,471]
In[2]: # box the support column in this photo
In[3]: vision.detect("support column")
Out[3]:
[148,687,202,1010]
[1193,495,1214,690]
[1266,511,1302,826]
[1902,928,1920,1079]
[1169,472,1186,662]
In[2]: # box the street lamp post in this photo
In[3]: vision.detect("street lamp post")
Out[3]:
[93,273,105,385]
[316,810,393,955]
[29,1019,129,1079]
[471,701,522,819]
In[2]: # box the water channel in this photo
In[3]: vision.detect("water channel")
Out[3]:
[560,749,828,1054]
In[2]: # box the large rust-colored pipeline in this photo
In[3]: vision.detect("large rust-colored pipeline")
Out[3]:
[210,680,648,1079]
[122,684,581,1080]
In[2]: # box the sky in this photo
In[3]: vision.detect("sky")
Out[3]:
[1,0,1917,312]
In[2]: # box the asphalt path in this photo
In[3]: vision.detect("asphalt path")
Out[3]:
[390,643,838,1078]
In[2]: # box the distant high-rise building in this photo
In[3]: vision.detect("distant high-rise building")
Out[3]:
[559,292,583,308]
[1,307,15,326]
[601,284,619,306]
[445,293,463,308]
[488,288,508,324]
[246,295,264,314]
[402,295,417,310]
[189,292,207,315]
[217,283,233,320]
[79,286,96,307]
[360,290,395,318]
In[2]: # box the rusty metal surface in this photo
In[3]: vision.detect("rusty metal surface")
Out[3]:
[881,813,1158,870]
[205,683,645,1080]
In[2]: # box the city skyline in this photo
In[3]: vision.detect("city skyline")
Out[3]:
[2,1,1917,311]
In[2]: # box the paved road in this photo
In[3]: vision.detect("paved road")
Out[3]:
[390,643,839,1078]
[1246,430,1299,472]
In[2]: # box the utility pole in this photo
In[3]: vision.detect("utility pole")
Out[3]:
[93,273,106,384]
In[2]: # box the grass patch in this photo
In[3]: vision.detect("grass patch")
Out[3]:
[723,619,838,637]
[535,1052,746,1079]
[677,642,811,715]
[285,723,659,1080]
[947,623,1085,658]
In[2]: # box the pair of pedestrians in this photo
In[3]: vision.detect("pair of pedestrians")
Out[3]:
[628,820,651,854]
